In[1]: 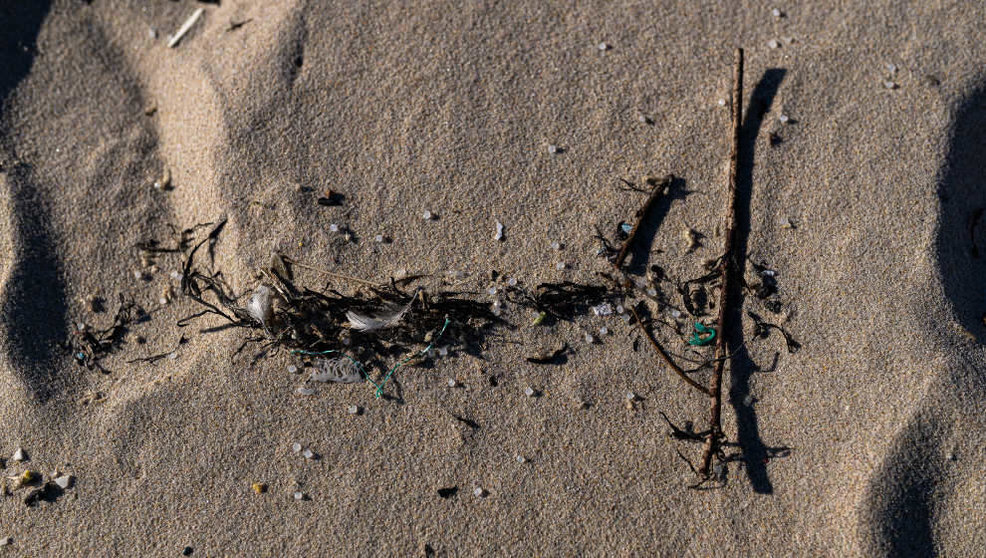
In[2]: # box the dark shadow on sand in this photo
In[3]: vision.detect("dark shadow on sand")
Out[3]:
[725,68,786,494]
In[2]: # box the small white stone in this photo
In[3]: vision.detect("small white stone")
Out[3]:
[167,351,178,360]
[671,309,682,319]
[524,387,536,397]
[515,455,526,464]
[507,277,517,286]
[771,7,782,17]
[767,39,779,49]
[598,42,609,51]
[550,241,561,250]
[599,326,609,335]
[329,223,339,233]
[887,63,897,74]
[11,448,26,462]
[884,80,897,90]
[494,221,504,241]
[292,443,302,453]
[302,449,314,460]
[638,114,648,123]
[347,405,360,415]
[148,27,158,39]
[646,288,657,297]
[133,270,143,280]
[717,98,726,107]
[422,210,433,220]
[294,491,305,500]
[778,114,790,124]
[548,144,559,154]
[374,234,385,243]
[615,304,625,314]
[447,378,457,388]
[621,314,631,323]
[54,474,73,489]
[296,387,315,396]
[626,391,636,401]
[287,364,298,374]
[592,303,613,316]
[473,487,486,497]
[555,262,566,270]
[761,269,776,277]
[584,333,595,344]
[487,286,497,295]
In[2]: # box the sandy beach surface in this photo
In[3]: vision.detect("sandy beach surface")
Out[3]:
[2,1,986,555]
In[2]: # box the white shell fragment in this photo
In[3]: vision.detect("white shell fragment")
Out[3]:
[296,387,315,396]
[0,537,10,547]
[473,487,486,497]
[54,475,73,489]
[494,221,504,241]
[524,387,536,397]
[778,114,790,124]
[347,405,360,415]
[11,448,26,462]
[302,449,314,460]
[767,39,779,49]
[422,210,433,220]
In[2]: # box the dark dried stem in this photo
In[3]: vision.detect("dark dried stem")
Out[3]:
[630,307,710,396]
[613,174,673,269]
[699,47,743,478]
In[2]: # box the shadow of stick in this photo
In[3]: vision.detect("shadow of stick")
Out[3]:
[726,68,786,494]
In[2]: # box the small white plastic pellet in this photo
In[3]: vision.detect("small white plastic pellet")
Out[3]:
[303,449,314,460]
[671,309,682,319]
[507,277,518,286]
[771,8,782,17]
[292,443,302,453]
[767,39,779,49]
[329,223,339,233]
[555,262,566,270]
[548,145,559,154]
[347,405,359,415]
[599,326,609,335]
[374,234,384,243]
[585,333,595,344]
[524,387,535,397]
[598,42,609,51]
[550,241,561,250]
[779,114,790,124]
[422,210,432,220]
[448,378,457,388]
[287,364,298,374]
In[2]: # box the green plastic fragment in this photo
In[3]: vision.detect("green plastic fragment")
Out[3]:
[687,322,716,346]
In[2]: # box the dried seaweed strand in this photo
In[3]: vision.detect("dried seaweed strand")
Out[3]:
[699,48,743,478]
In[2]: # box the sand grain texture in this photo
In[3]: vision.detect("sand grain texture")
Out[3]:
[1,1,986,555]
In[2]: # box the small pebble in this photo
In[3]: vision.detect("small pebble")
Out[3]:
[0,537,11,546]
[646,288,657,297]
[287,364,298,374]
[507,277,518,286]
[778,114,790,124]
[374,234,385,243]
[148,27,158,40]
[422,210,433,220]
[329,223,339,233]
[621,314,631,323]
[615,304,625,314]
[302,449,314,460]
[158,297,168,305]
[620,223,633,235]
[555,262,566,270]
[598,42,609,51]
[584,333,595,344]
[438,346,449,357]
[53,474,73,489]
[771,8,782,17]
[884,81,897,90]
[524,387,536,397]
[292,443,302,453]
[599,326,609,335]
[296,387,315,396]
[487,286,497,295]
[761,269,776,277]
[447,378,457,388]
[671,309,682,319]
[717,98,727,107]
[347,405,360,415]
[167,351,178,360]
[547,144,559,154]
[494,221,504,241]
[11,448,26,462]
[473,487,486,497]
[550,241,561,250]
[591,303,613,316]
[133,270,143,280]
[767,39,779,49]
[294,491,305,501]
[626,391,637,401]
[887,63,897,74]
[637,114,649,123]
[252,482,267,494]
[515,455,526,464]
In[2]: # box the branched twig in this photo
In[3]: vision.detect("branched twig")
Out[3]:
[699,47,743,478]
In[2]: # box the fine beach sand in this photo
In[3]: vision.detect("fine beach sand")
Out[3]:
[2,1,986,555]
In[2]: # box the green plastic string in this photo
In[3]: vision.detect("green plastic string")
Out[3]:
[292,317,452,398]
[687,322,716,346]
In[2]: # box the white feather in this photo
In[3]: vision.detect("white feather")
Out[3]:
[345,297,414,332]
[246,285,273,327]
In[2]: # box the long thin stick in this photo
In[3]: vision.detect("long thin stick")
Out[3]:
[630,307,710,396]
[699,48,743,478]
[613,174,673,269]
[283,257,385,288]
